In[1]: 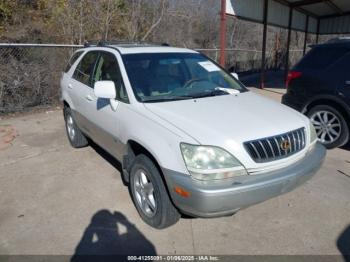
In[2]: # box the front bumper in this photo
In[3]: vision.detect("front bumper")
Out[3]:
[163,142,326,217]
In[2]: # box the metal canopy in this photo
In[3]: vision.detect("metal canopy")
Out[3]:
[226,0,350,35]
[219,0,350,89]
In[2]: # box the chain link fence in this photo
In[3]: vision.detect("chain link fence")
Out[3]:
[202,48,304,89]
[200,48,304,73]
[0,43,304,114]
[0,44,81,114]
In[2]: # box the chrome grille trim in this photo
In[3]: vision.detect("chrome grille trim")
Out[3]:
[244,128,306,163]
[250,142,261,160]
[266,139,275,158]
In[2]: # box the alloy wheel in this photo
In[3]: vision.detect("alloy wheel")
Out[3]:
[310,110,341,145]
[66,115,76,141]
[133,169,157,217]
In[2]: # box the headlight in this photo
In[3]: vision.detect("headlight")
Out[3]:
[309,121,318,143]
[180,143,247,181]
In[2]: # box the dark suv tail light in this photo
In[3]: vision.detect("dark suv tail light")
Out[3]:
[286,71,302,88]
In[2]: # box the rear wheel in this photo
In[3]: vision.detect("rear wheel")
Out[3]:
[64,106,88,148]
[129,154,180,229]
[307,105,349,149]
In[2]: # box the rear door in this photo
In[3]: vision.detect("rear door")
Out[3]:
[333,51,350,106]
[296,47,347,94]
[70,51,100,136]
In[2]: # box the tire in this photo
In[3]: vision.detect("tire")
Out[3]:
[64,106,88,148]
[129,154,180,229]
[307,105,349,149]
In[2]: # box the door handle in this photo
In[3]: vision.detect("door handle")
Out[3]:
[68,83,73,89]
[85,95,94,101]
[346,81,350,85]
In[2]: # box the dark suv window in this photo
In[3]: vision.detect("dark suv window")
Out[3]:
[92,52,129,103]
[73,51,99,86]
[65,51,83,73]
[297,46,350,70]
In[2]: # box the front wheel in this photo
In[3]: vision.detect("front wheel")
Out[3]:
[129,155,180,229]
[307,105,349,149]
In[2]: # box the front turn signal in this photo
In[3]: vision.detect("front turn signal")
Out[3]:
[174,186,191,198]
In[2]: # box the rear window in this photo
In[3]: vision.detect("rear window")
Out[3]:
[297,46,349,70]
[72,51,99,87]
[65,51,84,72]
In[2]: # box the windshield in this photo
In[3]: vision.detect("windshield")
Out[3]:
[122,53,247,103]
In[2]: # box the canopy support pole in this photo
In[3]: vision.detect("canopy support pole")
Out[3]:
[285,7,293,81]
[303,15,309,55]
[260,0,269,89]
[220,0,227,67]
[316,19,320,44]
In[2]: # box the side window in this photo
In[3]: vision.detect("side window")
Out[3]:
[297,47,350,70]
[93,52,129,103]
[73,51,99,87]
[65,51,83,73]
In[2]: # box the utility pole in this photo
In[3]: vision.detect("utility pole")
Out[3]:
[220,0,227,67]
[260,0,269,89]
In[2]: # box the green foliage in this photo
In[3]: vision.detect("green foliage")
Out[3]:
[0,0,14,24]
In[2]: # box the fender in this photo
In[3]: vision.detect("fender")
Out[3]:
[302,94,350,117]
[124,133,188,175]
[115,104,196,175]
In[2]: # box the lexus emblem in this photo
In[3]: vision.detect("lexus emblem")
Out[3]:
[280,140,291,151]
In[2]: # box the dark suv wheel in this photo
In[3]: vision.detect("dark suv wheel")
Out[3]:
[307,105,349,149]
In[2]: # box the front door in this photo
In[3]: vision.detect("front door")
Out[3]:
[89,51,130,160]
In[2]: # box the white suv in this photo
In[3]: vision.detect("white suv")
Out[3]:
[60,42,326,229]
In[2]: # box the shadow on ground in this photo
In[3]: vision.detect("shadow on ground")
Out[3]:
[337,225,350,261]
[89,140,123,174]
[89,140,131,186]
[341,142,350,152]
[71,210,156,261]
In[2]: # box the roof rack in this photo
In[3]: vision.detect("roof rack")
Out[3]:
[83,40,170,48]
[309,37,350,48]
[326,37,350,44]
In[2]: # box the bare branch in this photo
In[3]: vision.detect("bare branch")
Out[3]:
[141,0,166,41]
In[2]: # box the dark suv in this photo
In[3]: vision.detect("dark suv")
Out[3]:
[282,38,350,149]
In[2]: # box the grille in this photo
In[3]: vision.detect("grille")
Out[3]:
[244,128,306,163]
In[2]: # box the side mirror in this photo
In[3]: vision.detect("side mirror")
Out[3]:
[94,81,116,99]
[231,72,239,80]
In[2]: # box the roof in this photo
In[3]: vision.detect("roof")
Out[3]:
[82,44,198,55]
[112,46,198,55]
[226,0,350,34]
[80,40,198,54]
[310,36,350,47]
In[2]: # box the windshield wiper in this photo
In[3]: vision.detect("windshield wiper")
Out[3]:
[190,89,230,99]
[142,95,195,103]
[143,88,237,102]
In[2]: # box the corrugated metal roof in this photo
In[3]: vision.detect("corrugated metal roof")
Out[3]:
[227,0,350,34]
[308,17,318,33]
[320,16,350,34]
[302,2,334,17]
[333,0,350,12]
[292,10,307,31]
[267,0,289,27]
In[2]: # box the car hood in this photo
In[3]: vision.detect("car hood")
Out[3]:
[143,91,310,168]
